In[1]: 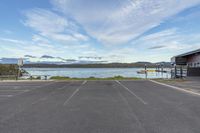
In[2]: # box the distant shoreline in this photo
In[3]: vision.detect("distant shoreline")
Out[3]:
[22,62,171,68]
[50,76,142,80]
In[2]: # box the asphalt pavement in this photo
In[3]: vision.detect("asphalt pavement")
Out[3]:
[0,80,200,133]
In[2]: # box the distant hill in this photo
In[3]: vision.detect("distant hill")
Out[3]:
[0,55,171,68]
[23,62,172,68]
[0,58,18,64]
[0,55,106,64]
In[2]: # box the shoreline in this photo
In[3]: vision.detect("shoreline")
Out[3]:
[49,76,142,80]
[0,76,143,81]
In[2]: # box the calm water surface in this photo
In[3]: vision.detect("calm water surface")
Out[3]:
[24,68,171,79]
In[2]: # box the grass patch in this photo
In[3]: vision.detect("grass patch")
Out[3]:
[0,76,17,81]
[50,76,142,80]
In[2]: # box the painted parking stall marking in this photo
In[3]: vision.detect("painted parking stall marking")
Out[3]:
[115,80,147,105]
[63,80,87,106]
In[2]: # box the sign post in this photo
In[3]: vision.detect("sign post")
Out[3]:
[17,58,23,80]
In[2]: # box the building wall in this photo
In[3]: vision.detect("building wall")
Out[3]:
[187,53,200,67]
[187,68,200,76]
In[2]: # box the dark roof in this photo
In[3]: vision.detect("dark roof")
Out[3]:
[175,48,200,58]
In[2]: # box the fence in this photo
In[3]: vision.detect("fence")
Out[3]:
[171,67,187,78]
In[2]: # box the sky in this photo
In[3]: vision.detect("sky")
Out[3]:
[0,0,200,63]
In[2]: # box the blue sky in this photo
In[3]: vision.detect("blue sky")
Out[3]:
[0,0,200,63]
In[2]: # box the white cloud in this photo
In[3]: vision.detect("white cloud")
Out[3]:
[32,35,50,44]
[132,28,200,56]
[23,8,89,43]
[0,36,96,60]
[51,0,200,45]
[0,38,27,44]
[73,33,88,41]
[49,33,77,42]
[3,30,13,34]
[142,28,178,42]
[24,9,69,34]
[10,0,200,62]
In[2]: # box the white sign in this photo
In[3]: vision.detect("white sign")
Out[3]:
[18,58,23,66]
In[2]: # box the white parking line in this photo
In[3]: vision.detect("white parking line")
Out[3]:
[31,84,71,105]
[0,82,65,122]
[14,82,56,97]
[2,82,55,97]
[0,89,28,92]
[31,96,48,105]
[150,80,200,97]
[82,80,87,85]
[0,90,29,99]
[34,82,56,89]
[14,90,30,96]
[115,80,147,105]
[0,95,13,97]
[63,81,87,106]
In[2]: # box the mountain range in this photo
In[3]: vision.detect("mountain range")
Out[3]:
[0,55,107,64]
[0,55,171,68]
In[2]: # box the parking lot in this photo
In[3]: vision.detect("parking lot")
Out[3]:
[0,80,200,133]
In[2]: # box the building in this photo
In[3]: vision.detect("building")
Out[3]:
[171,48,200,77]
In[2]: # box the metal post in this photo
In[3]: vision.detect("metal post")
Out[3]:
[171,63,174,79]
[145,64,147,79]
[171,69,173,79]
[161,63,164,78]
[187,64,189,77]
[17,66,21,81]
[17,58,23,81]
[156,64,157,71]
[174,65,177,79]
[156,64,158,76]
[180,66,183,78]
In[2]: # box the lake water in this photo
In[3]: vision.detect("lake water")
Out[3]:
[24,68,171,79]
